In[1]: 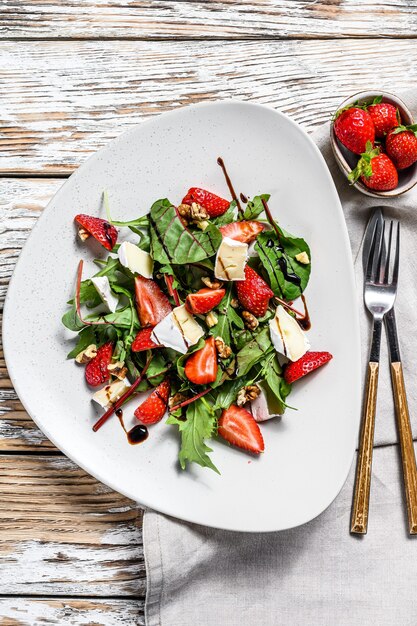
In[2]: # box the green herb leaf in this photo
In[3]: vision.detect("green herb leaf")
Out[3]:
[212,285,243,346]
[67,326,96,359]
[62,302,84,332]
[243,194,270,220]
[255,229,311,301]
[212,200,237,226]
[167,399,219,473]
[149,199,222,265]
[236,327,273,377]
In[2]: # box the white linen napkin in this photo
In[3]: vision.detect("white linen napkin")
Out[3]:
[144,90,417,626]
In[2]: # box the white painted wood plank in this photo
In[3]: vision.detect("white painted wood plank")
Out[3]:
[1,0,417,39]
[0,455,145,596]
[0,598,144,626]
[0,38,415,175]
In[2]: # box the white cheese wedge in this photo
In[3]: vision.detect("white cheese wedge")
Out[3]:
[269,305,310,362]
[93,378,131,409]
[214,236,248,281]
[91,276,118,313]
[118,241,153,278]
[151,304,204,354]
[249,382,283,422]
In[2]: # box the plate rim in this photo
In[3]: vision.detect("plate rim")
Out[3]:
[3,99,361,532]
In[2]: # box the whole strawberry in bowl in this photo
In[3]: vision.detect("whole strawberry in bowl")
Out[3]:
[330,90,417,198]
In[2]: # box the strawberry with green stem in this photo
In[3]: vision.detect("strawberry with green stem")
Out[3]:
[349,141,398,191]
[386,125,417,170]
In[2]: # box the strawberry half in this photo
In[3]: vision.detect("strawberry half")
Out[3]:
[218,404,264,454]
[185,288,225,315]
[135,276,172,327]
[184,336,218,385]
[219,220,265,244]
[182,187,230,217]
[284,351,333,384]
[74,214,118,251]
[131,328,161,352]
[236,266,274,317]
[85,342,113,387]
[134,379,170,425]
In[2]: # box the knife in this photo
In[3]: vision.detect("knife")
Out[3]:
[363,207,417,534]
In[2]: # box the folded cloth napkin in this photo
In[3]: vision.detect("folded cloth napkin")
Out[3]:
[144,90,417,626]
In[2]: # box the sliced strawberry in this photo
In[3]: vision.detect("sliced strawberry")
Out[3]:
[134,276,172,327]
[284,351,333,384]
[74,214,118,251]
[219,221,264,243]
[85,342,113,387]
[134,379,170,425]
[218,404,264,454]
[185,288,225,315]
[182,187,230,217]
[236,266,274,317]
[184,336,218,385]
[131,328,161,352]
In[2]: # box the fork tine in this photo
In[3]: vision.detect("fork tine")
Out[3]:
[365,220,380,282]
[391,221,400,286]
[375,220,386,284]
[383,220,394,284]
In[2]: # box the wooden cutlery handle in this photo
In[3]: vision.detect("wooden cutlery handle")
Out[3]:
[391,362,417,535]
[351,362,379,534]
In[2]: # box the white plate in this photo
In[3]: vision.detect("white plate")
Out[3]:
[3,101,361,532]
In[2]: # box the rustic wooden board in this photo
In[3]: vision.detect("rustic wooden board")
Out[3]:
[0,598,144,626]
[1,38,416,175]
[1,0,417,40]
[0,455,145,597]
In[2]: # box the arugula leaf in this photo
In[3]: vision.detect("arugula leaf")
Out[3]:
[213,374,255,410]
[93,256,121,278]
[243,194,270,220]
[167,399,219,473]
[62,302,84,332]
[67,326,96,359]
[213,285,243,346]
[255,229,311,301]
[149,199,222,265]
[236,327,273,377]
[262,354,292,412]
[212,200,237,226]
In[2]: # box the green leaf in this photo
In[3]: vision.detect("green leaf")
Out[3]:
[149,199,222,264]
[93,256,121,279]
[263,355,292,412]
[243,194,270,220]
[255,229,311,301]
[213,374,255,410]
[167,399,219,473]
[62,302,84,332]
[236,327,273,377]
[212,201,237,226]
[67,326,96,359]
[212,285,243,346]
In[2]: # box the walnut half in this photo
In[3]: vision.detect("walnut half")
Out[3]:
[242,310,259,330]
[236,384,261,407]
[215,337,232,359]
[75,344,97,364]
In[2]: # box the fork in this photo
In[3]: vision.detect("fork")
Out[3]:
[351,218,399,534]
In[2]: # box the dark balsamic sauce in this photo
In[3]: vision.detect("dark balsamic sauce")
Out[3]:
[277,256,302,287]
[240,193,248,204]
[217,157,243,214]
[116,409,149,445]
[103,221,115,247]
[298,295,311,331]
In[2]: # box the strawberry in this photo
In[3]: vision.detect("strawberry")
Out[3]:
[367,99,400,138]
[74,214,118,251]
[284,351,333,384]
[134,379,170,425]
[333,107,375,154]
[185,288,225,315]
[349,142,398,191]
[131,327,161,352]
[135,276,172,327]
[386,126,417,170]
[219,220,264,243]
[218,404,264,454]
[236,266,274,317]
[85,342,113,387]
[182,188,230,217]
[184,337,218,385]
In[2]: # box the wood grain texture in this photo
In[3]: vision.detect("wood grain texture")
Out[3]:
[1,38,416,175]
[1,179,63,451]
[1,0,417,40]
[0,598,144,626]
[0,455,145,596]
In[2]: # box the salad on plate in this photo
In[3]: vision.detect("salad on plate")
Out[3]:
[62,159,332,473]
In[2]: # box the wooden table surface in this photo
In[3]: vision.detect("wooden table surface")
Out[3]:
[1,2,417,623]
